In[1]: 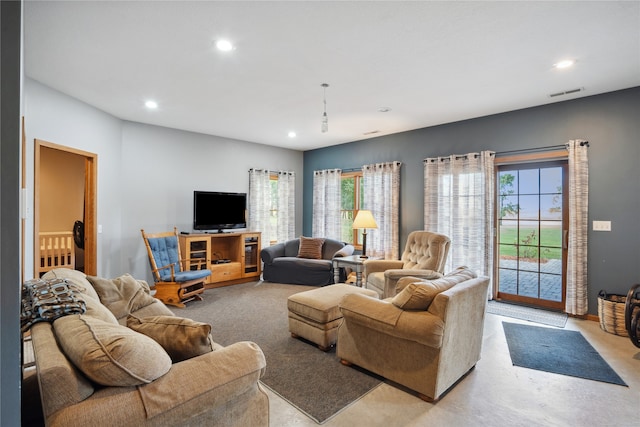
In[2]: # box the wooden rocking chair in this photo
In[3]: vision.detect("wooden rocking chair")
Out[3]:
[141,227,210,308]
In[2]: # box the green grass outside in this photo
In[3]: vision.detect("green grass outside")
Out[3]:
[499,226,563,260]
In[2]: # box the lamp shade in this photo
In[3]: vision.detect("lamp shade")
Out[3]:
[352,210,378,229]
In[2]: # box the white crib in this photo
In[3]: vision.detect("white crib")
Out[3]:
[39,231,75,275]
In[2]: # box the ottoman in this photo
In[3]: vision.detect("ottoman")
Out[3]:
[287,283,379,351]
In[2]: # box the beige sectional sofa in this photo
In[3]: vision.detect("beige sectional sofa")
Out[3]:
[27,268,269,426]
[337,267,490,401]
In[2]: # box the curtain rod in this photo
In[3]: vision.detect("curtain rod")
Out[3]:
[497,140,589,156]
[248,168,294,175]
[424,152,492,163]
[342,161,402,172]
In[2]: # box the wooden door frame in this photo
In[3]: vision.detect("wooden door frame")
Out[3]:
[34,139,97,276]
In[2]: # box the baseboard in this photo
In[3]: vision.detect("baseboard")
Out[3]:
[585,313,599,322]
[568,313,598,322]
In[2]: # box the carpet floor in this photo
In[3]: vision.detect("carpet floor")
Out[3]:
[502,321,627,386]
[171,281,382,424]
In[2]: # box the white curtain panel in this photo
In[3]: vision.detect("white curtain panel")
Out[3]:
[566,140,589,315]
[312,169,342,240]
[362,161,402,259]
[248,168,272,248]
[424,151,495,286]
[277,171,296,242]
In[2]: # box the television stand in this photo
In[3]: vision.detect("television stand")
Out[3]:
[179,231,261,288]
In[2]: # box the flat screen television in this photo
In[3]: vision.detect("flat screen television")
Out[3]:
[193,191,247,233]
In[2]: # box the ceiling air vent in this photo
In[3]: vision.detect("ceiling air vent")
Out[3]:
[363,130,380,136]
[549,87,585,98]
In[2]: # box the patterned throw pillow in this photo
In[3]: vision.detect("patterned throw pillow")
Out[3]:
[42,268,101,300]
[297,236,325,259]
[20,278,86,331]
[127,315,216,362]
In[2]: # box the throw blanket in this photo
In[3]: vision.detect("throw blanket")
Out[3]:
[21,278,86,331]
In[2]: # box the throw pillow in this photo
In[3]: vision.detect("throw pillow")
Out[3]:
[20,278,87,331]
[87,274,157,320]
[390,280,455,311]
[54,314,171,386]
[42,268,101,301]
[127,315,215,363]
[391,266,477,310]
[297,236,325,259]
[84,294,119,324]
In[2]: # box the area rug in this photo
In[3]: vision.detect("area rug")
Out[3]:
[502,322,627,386]
[488,300,568,327]
[170,281,382,424]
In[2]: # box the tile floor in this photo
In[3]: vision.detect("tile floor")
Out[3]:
[22,312,638,426]
[268,313,639,427]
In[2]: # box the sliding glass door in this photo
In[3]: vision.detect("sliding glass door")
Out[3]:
[496,161,568,310]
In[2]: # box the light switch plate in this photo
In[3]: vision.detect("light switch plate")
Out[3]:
[593,220,611,231]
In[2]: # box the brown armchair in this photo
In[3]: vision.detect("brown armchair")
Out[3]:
[338,267,490,401]
[363,230,451,298]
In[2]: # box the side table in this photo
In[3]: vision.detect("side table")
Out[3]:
[332,255,377,287]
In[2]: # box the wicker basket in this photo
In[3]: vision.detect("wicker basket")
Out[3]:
[598,290,630,336]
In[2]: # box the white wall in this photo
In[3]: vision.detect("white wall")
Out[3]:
[24,78,124,277]
[120,121,304,283]
[24,78,304,282]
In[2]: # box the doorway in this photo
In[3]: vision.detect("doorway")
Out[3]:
[496,160,568,311]
[34,139,97,277]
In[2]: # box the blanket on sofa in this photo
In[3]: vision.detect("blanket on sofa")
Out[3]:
[21,278,86,331]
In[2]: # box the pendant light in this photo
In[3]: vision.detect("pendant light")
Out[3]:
[321,83,329,133]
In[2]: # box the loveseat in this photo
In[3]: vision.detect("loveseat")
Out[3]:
[27,268,269,426]
[261,236,354,286]
[337,266,490,401]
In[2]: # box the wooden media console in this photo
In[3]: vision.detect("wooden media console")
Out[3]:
[179,231,261,288]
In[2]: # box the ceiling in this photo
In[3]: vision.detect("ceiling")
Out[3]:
[24,1,640,151]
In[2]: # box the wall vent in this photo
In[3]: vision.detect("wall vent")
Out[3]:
[549,87,585,98]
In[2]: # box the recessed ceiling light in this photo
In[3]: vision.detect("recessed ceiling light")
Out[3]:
[554,59,575,69]
[216,40,235,52]
[288,131,296,138]
[145,100,158,109]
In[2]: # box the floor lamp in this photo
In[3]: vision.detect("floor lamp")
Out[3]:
[352,210,378,258]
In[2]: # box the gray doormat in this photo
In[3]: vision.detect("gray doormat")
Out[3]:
[487,300,568,327]
[503,322,627,386]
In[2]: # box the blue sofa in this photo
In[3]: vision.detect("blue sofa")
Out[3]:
[260,238,354,286]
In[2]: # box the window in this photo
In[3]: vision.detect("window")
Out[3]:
[249,168,295,246]
[340,171,364,246]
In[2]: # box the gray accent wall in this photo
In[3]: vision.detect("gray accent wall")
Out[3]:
[1,1,22,424]
[303,87,640,314]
